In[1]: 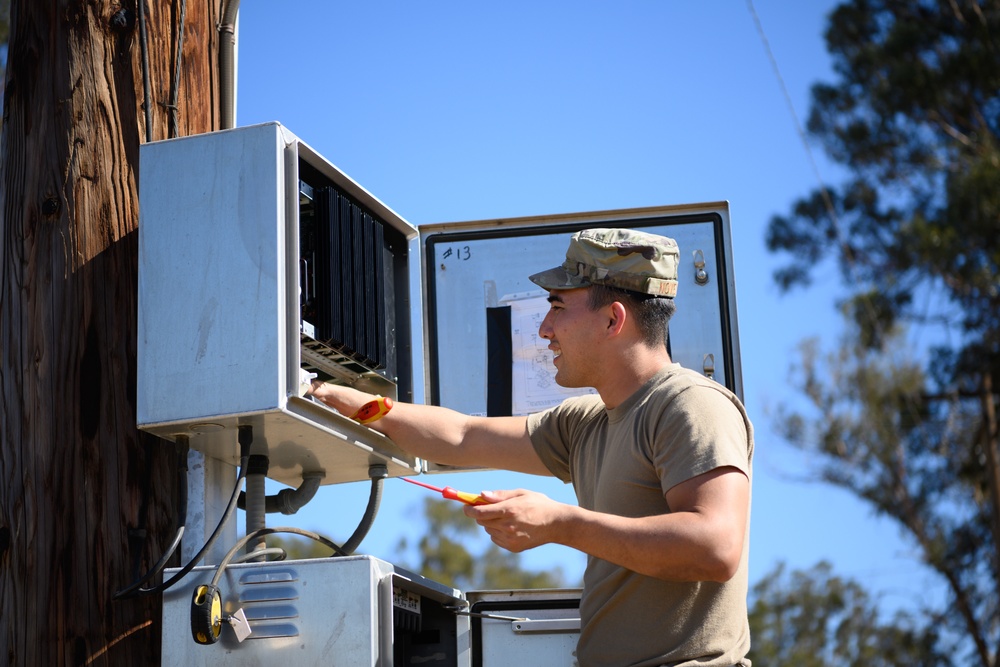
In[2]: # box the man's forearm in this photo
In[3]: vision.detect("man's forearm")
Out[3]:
[309,382,547,475]
[558,470,748,582]
[554,506,743,582]
[469,470,749,582]
[310,382,477,466]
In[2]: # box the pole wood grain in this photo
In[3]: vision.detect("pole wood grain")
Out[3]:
[1,1,220,664]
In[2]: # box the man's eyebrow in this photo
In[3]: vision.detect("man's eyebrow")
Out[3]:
[546,294,565,304]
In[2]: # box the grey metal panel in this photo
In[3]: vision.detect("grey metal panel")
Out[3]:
[466,589,582,666]
[138,123,289,426]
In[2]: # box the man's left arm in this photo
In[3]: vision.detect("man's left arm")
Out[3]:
[466,466,749,583]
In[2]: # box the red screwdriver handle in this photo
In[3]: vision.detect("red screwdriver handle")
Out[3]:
[441,487,491,506]
[401,477,490,505]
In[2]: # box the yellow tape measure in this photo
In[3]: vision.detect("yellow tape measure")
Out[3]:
[190,584,223,645]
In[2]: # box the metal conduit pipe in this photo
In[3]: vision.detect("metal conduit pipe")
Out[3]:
[236,470,325,515]
[267,472,324,514]
[244,454,269,560]
[341,464,388,556]
[219,0,241,129]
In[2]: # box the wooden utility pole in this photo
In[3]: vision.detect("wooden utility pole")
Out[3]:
[1,1,220,664]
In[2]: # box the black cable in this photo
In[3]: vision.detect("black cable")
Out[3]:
[232,547,287,564]
[122,526,186,593]
[209,527,350,590]
[119,437,190,594]
[137,0,152,143]
[114,425,254,600]
[167,0,186,138]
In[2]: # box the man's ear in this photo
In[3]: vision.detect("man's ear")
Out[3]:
[607,301,628,337]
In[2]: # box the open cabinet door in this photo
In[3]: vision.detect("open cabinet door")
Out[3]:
[418,203,742,472]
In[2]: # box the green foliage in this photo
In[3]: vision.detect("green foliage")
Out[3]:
[394,497,568,591]
[778,321,990,568]
[766,0,1000,356]
[765,2,1000,664]
[748,561,950,667]
[775,314,997,663]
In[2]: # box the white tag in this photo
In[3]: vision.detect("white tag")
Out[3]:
[227,608,252,643]
[392,586,421,614]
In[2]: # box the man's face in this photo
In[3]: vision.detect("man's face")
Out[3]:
[537,287,607,388]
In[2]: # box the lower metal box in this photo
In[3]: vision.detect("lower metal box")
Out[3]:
[467,589,582,667]
[161,555,467,666]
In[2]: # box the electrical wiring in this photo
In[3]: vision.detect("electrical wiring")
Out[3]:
[116,429,386,600]
[208,527,350,591]
[118,436,190,596]
[167,0,187,139]
[137,0,152,142]
[188,527,351,645]
[231,547,287,565]
[119,526,186,595]
[340,466,386,555]
[114,425,254,600]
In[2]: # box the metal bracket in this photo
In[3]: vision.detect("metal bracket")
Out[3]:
[511,618,581,634]
[693,249,710,285]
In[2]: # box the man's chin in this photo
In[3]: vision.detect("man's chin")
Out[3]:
[554,374,582,389]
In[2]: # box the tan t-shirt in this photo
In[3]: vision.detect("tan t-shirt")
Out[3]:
[527,364,754,667]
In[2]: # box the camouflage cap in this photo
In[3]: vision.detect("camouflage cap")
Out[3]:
[529,228,679,297]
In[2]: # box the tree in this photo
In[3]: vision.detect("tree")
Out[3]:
[748,561,949,666]
[395,497,569,591]
[765,1,1000,664]
[1,1,220,664]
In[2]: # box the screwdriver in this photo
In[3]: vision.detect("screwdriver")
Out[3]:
[401,476,492,506]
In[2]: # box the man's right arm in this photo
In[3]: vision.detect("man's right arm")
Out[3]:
[309,382,551,476]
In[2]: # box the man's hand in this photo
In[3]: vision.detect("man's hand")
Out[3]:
[308,380,363,415]
[463,489,572,553]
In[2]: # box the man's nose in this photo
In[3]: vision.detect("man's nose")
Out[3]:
[538,311,553,339]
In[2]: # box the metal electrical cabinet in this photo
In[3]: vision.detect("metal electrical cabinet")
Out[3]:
[138,122,420,488]
[160,556,470,667]
[466,590,583,666]
[137,122,742,665]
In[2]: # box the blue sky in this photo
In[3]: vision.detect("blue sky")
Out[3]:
[233,1,942,613]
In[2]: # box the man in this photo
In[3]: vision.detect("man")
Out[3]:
[310,228,753,667]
